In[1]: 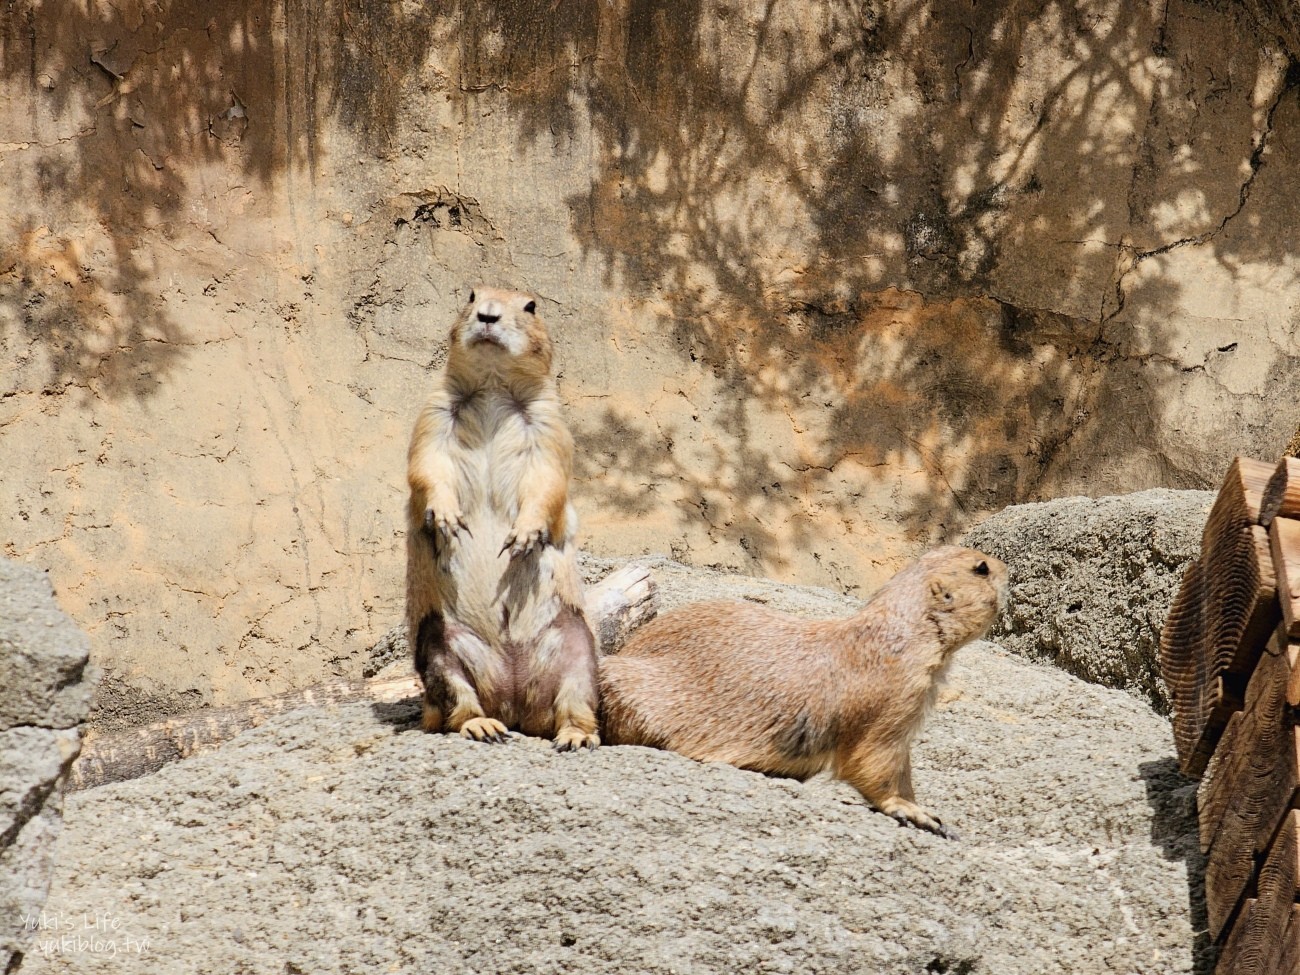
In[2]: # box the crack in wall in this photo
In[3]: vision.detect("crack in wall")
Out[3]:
[1104,55,1296,327]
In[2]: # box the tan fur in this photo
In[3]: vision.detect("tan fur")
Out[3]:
[599,545,1008,836]
[406,287,599,750]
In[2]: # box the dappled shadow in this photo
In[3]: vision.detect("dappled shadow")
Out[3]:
[346,0,1298,558]
[0,2,314,399]
[5,0,1297,558]
[0,1,452,400]
[539,0,1299,547]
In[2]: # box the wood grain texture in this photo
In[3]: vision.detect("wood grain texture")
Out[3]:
[1203,632,1300,942]
[1212,812,1300,975]
[1261,457,1300,528]
[1203,457,1275,544]
[1271,517,1300,640]
[1217,898,1259,975]
[1271,906,1300,975]
[1164,521,1278,777]
[1201,709,1244,853]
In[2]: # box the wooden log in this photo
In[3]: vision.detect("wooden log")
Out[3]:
[68,675,417,793]
[1212,811,1300,975]
[1217,898,1259,975]
[1272,517,1300,640]
[69,563,660,792]
[1164,521,1278,777]
[1239,526,1283,671]
[1262,458,1300,528]
[1163,458,1278,777]
[1164,558,1215,776]
[588,562,659,656]
[1201,709,1244,853]
[1203,457,1275,546]
[1203,631,1300,941]
[1272,906,1300,975]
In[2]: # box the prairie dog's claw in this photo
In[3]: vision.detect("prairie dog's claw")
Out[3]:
[553,727,600,751]
[460,717,509,743]
[500,525,549,559]
[879,797,954,839]
[425,507,470,540]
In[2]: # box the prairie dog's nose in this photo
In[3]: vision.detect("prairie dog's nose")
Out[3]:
[476,300,502,324]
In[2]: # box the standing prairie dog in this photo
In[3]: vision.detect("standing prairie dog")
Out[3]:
[406,287,600,750]
[599,546,1008,836]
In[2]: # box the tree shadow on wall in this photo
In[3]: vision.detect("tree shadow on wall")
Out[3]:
[414,0,1300,551]
[5,1,1297,547]
[0,1,448,402]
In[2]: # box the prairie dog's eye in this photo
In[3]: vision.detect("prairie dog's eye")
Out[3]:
[974,560,989,576]
[523,300,537,314]
[468,290,477,304]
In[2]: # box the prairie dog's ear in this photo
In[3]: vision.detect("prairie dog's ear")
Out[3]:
[468,289,477,305]
[523,298,537,314]
[973,560,989,576]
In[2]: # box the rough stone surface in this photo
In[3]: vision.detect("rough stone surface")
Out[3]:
[1,560,95,974]
[21,561,1209,975]
[3,2,1299,717]
[964,489,1214,712]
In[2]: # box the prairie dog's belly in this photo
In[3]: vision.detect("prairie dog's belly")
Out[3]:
[437,438,565,650]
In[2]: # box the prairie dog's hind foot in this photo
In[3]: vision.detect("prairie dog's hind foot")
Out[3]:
[877,795,958,841]
[460,716,510,743]
[553,725,600,752]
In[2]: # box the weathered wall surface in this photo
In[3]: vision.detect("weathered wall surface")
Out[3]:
[2,1,1299,716]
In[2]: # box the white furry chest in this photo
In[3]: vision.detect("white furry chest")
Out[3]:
[451,393,545,517]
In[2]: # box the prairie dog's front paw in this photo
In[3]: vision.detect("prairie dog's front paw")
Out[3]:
[425,505,470,541]
[500,520,551,559]
[877,796,957,840]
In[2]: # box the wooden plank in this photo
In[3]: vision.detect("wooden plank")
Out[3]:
[1201,710,1244,852]
[1262,457,1300,527]
[1213,812,1300,975]
[1272,905,1300,975]
[1164,459,1272,778]
[1164,520,1278,777]
[1272,517,1300,640]
[1217,898,1258,975]
[1164,558,1213,775]
[1203,456,1275,549]
[1236,526,1282,672]
[1200,634,1293,864]
[1204,633,1300,941]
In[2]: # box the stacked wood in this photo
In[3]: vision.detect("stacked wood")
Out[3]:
[1161,457,1277,777]
[1200,633,1299,942]
[1161,456,1300,973]
[69,562,659,792]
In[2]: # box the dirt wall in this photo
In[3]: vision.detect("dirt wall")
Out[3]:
[2,0,1299,714]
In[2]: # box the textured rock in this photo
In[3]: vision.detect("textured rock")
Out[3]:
[22,564,1209,975]
[1,2,1298,716]
[964,489,1214,711]
[0,560,95,974]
